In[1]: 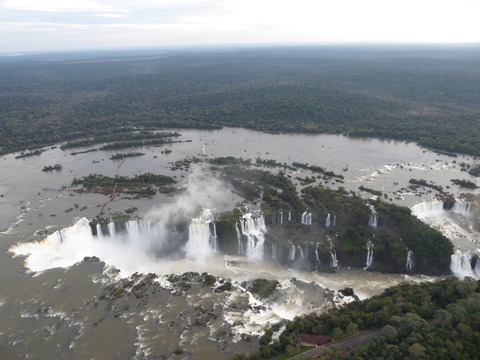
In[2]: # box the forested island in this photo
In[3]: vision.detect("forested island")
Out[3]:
[208,162,453,276]
[1,45,479,156]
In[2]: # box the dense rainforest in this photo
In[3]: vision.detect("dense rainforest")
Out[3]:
[1,45,479,156]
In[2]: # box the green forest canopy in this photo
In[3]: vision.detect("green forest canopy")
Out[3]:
[1,45,479,156]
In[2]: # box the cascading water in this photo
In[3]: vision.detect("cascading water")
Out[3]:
[326,236,338,268]
[126,219,140,236]
[364,241,374,270]
[301,211,312,225]
[406,250,415,271]
[304,244,309,259]
[325,214,331,227]
[288,211,291,221]
[95,223,105,240]
[450,250,480,279]
[108,221,116,238]
[314,244,320,265]
[240,212,266,261]
[452,202,472,215]
[279,210,284,224]
[332,215,336,227]
[236,222,244,255]
[185,209,218,261]
[298,246,304,260]
[330,251,338,268]
[271,243,277,259]
[368,214,378,227]
[211,222,219,252]
[288,245,296,262]
[410,200,445,218]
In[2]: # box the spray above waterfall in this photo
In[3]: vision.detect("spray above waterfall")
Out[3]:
[10,168,234,275]
[450,250,480,280]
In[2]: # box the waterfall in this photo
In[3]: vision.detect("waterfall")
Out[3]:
[411,200,474,219]
[271,243,277,259]
[298,246,304,260]
[450,250,480,280]
[107,222,116,237]
[332,215,336,227]
[452,202,472,215]
[301,211,312,225]
[288,245,296,262]
[330,251,338,268]
[126,220,140,237]
[364,241,374,270]
[368,214,378,227]
[406,250,415,271]
[288,211,291,221]
[236,222,244,255]
[315,246,320,264]
[279,210,284,224]
[185,209,217,261]
[240,212,266,260]
[95,223,104,239]
[325,213,331,227]
[211,223,219,252]
[410,200,445,218]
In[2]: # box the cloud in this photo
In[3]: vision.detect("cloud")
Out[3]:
[1,0,127,13]
[0,0,479,52]
[95,13,128,18]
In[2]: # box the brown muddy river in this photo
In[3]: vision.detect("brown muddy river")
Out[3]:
[1,128,479,359]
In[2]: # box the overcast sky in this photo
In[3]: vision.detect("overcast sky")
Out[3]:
[1,0,479,53]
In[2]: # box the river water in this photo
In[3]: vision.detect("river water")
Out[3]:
[1,127,479,359]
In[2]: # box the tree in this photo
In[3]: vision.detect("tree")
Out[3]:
[381,324,399,343]
[408,343,426,358]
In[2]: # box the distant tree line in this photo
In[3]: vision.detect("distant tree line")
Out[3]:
[1,46,479,156]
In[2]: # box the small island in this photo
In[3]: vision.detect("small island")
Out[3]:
[42,164,62,172]
[109,152,145,160]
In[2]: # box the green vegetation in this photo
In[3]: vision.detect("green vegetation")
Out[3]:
[292,162,344,179]
[469,165,480,177]
[1,46,480,156]
[300,187,453,274]
[14,149,44,159]
[409,178,444,193]
[256,158,295,170]
[71,148,98,155]
[220,166,304,215]
[213,164,452,275]
[237,278,480,360]
[243,279,280,299]
[451,178,479,189]
[203,274,217,287]
[72,173,175,198]
[109,152,145,160]
[60,131,180,149]
[358,186,383,196]
[210,157,252,166]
